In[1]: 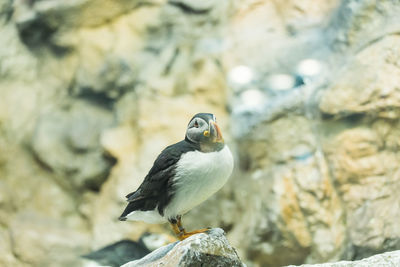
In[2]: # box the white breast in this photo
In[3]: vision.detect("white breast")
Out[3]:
[164,145,234,220]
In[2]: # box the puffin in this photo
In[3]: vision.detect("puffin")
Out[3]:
[119,113,234,240]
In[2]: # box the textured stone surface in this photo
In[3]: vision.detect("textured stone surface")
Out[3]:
[287,250,400,267]
[9,214,90,267]
[2,0,400,266]
[31,100,115,190]
[328,0,400,52]
[122,228,243,267]
[320,35,400,118]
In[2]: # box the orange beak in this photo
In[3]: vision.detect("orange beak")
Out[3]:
[210,121,224,143]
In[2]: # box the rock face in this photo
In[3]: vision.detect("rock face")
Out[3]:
[122,228,243,267]
[1,0,231,265]
[2,0,400,266]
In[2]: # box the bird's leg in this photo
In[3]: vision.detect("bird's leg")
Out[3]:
[176,215,185,234]
[169,216,187,240]
[169,218,182,237]
[170,216,210,240]
[175,215,210,240]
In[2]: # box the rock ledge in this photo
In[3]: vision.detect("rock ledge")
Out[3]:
[121,228,243,267]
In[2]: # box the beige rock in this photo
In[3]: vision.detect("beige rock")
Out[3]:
[14,0,166,31]
[328,0,400,52]
[0,228,20,267]
[273,0,340,32]
[318,33,400,259]
[320,35,400,118]
[9,213,90,267]
[324,124,400,257]
[31,101,115,190]
[224,0,288,69]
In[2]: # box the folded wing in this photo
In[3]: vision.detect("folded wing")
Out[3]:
[119,140,198,220]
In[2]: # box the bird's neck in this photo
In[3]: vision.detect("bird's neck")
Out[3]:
[200,142,225,153]
[184,137,225,153]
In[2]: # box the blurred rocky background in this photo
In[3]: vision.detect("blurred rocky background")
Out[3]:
[1,0,400,266]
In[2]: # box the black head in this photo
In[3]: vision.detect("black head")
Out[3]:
[185,113,224,148]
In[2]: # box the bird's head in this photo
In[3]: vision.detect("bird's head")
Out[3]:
[185,113,224,148]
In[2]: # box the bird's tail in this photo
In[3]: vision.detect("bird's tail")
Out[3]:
[119,200,144,221]
[118,216,127,221]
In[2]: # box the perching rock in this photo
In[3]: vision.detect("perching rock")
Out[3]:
[122,228,243,267]
[287,250,400,267]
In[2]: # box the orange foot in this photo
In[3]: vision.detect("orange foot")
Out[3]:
[178,228,210,240]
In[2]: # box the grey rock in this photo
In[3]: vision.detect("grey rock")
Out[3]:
[32,101,115,190]
[328,0,400,52]
[122,228,244,267]
[72,56,136,102]
[0,0,12,25]
[286,250,400,267]
[168,0,216,13]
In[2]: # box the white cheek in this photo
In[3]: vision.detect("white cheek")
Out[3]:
[186,128,201,142]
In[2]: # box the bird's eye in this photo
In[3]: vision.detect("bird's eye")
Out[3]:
[194,120,199,128]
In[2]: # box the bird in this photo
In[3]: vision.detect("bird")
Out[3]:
[119,113,234,240]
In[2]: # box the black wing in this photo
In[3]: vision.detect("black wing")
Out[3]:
[119,140,199,220]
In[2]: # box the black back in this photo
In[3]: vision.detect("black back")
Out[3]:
[119,140,200,219]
